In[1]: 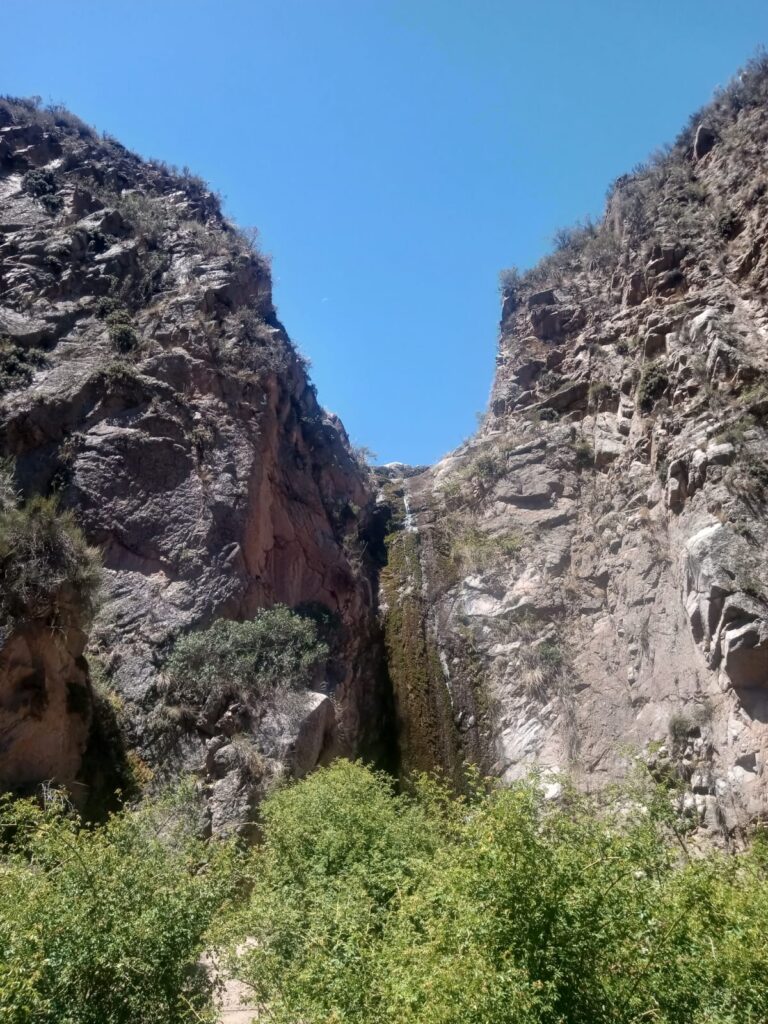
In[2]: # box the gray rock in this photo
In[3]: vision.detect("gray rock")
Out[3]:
[694,124,716,159]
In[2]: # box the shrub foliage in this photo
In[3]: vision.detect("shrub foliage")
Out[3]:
[3,762,768,1023]
[0,467,101,625]
[226,760,768,1024]
[0,339,48,395]
[0,788,238,1024]
[165,605,329,703]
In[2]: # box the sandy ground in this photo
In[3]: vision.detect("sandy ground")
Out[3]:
[217,974,261,1023]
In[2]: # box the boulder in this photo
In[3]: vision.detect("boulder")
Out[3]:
[694,124,716,159]
[722,619,768,688]
[527,289,560,308]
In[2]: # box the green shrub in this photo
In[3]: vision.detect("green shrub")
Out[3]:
[537,639,563,669]
[226,760,768,1024]
[21,168,62,213]
[471,450,502,479]
[166,605,329,704]
[448,526,523,572]
[350,443,377,474]
[96,359,142,389]
[714,415,754,446]
[105,308,138,353]
[0,787,239,1024]
[115,191,177,241]
[0,477,101,625]
[0,339,48,394]
[223,761,451,1024]
[588,379,614,406]
[518,638,564,700]
[572,436,594,467]
[499,266,522,293]
[669,710,694,747]
[539,370,561,393]
[638,361,669,411]
[453,448,505,489]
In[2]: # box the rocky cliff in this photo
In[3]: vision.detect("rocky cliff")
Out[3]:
[381,55,768,841]
[0,97,388,829]
[6,57,768,841]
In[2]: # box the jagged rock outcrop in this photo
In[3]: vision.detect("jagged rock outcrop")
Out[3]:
[0,98,387,827]
[381,56,768,840]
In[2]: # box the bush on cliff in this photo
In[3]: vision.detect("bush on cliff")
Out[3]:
[166,604,329,703]
[0,339,49,396]
[0,467,101,625]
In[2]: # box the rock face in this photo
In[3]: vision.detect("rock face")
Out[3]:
[380,58,768,840]
[0,621,90,792]
[0,98,387,826]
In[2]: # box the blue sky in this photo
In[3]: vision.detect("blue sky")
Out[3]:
[4,2,768,464]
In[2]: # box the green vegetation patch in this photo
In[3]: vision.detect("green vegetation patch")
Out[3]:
[0,339,48,395]
[449,525,523,572]
[380,497,461,783]
[638,361,669,412]
[5,760,768,1023]
[223,759,768,1024]
[104,307,138,354]
[714,414,755,446]
[165,605,328,705]
[0,786,238,1024]
[21,168,62,214]
[0,466,101,626]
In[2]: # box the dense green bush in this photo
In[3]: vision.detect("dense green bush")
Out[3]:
[0,787,238,1024]
[638,361,669,412]
[166,605,329,704]
[21,168,62,213]
[227,760,768,1024]
[0,471,101,625]
[222,760,449,1023]
[0,339,48,395]
[104,307,138,353]
[3,761,768,1023]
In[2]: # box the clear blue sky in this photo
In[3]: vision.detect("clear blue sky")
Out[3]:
[4,2,768,463]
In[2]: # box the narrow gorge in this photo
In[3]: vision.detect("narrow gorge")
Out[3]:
[5,56,768,842]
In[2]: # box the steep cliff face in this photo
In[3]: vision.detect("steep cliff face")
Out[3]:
[0,98,387,826]
[383,57,768,838]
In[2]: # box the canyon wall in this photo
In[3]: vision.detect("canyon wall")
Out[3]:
[6,59,768,841]
[381,59,768,841]
[0,98,388,828]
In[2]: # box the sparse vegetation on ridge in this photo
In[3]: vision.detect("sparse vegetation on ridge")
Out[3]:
[499,50,768,295]
[0,464,101,626]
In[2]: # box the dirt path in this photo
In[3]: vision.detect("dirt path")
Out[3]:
[217,974,260,1023]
